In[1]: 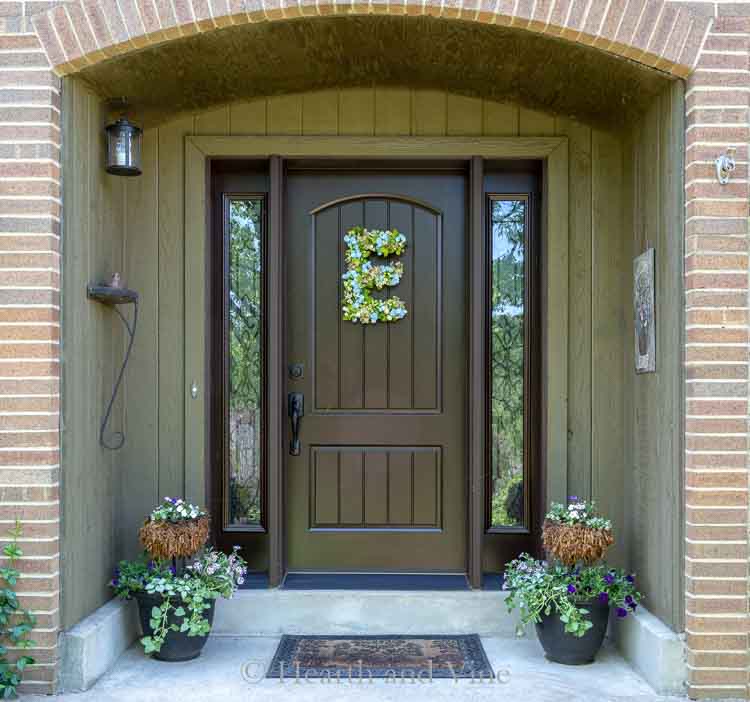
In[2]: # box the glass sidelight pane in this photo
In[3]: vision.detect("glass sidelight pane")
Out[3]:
[489,197,526,528]
[227,198,263,527]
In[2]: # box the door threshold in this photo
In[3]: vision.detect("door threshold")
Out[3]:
[280,572,470,591]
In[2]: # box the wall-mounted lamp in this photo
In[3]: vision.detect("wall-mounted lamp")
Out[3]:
[105,118,142,176]
[715,147,736,185]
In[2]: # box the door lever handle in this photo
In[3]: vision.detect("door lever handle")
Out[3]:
[288,392,304,456]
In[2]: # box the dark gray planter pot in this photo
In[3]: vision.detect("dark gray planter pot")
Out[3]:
[133,591,215,662]
[535,599,610,665]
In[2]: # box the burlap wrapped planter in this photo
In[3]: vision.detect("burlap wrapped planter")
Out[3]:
[542,520,613,566]
[139,516,210,560]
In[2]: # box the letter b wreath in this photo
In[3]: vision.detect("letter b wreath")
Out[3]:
[342,226,408,324]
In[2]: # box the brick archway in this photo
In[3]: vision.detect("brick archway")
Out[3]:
[32,0,709,78]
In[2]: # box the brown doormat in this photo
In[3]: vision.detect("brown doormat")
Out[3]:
[266,634,494,679]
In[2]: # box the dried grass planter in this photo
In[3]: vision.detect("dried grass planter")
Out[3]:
[542,520,613,566]
[139,516,210,560]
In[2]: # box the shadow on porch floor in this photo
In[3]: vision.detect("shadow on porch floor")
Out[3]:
[24,636,685,702]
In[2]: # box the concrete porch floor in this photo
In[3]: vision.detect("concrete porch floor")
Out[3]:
[24,635,685,702]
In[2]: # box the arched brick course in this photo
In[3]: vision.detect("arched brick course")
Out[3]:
[32,0,709,77]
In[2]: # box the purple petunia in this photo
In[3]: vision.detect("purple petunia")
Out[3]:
[169,565,176,575]
[604,573,615,585]
[567,584,576,594]
[598,591,609,604]
[626,574,634,583]
[616,607,628,618]
[625,595,633,604]
[629,602,637,612]
[111,578,119,587]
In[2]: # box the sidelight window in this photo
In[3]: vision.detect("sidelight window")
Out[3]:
[489,196,528,529]
[225,196,265,528]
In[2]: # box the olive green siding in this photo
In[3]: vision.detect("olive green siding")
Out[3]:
[61,78,125,629]
[61,80,684,632]
[623,81,686,631]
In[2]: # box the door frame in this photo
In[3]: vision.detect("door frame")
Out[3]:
[185,136,569,588]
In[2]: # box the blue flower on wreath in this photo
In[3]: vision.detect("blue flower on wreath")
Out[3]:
[342,226,408,325]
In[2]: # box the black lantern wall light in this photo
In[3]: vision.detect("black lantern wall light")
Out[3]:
[105,117,142,176]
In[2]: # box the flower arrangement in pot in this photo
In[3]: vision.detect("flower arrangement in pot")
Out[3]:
[504,499,641,665]
[138,497,210,560]
[109,498,247,661]
[542,500,614,566]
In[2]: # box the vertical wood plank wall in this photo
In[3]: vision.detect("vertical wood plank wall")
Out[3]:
[623,81,685,630]
[61,79,125,628]
[120,86,626,554]
[62,80,680,632]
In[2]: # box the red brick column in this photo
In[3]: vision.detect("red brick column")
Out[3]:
[684,9,750,700]
[0,15,60,695]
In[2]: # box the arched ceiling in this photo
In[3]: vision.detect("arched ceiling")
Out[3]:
[78,15,674,130]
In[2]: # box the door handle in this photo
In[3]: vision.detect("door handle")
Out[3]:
[288,392,304,456]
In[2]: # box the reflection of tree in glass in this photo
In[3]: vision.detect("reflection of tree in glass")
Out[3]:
[228,200,262,525]
[490,200,525,527]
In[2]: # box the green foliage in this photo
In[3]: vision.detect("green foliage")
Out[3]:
[341,227,408,324]
[110,548,247,655]
[228,199,262,414]
[149,497,206,523]
[490,200,525,526]
[504,553,642,637]
[0,521,36,698]
[228,475,261,526]
[545,500,612,530]
[491,476,523,526]
[228,199,263,525]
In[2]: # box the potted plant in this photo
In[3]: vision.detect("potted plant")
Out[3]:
[109,499,247,661]
[542,499,613,566]
[504,499,641,665]
[138,497,210,560]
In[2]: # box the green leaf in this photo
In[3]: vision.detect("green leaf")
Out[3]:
[151,607,161,619]
[174,607,185,617]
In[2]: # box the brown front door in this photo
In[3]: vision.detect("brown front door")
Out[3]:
[285,168,467,572]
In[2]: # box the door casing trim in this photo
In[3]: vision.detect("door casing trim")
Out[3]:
[185,136,569,587]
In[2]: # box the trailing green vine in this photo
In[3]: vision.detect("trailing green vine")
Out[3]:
[111,546,247,655]
[0,521,36,698]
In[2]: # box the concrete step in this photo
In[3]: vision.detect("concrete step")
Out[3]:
[213,589,529,637]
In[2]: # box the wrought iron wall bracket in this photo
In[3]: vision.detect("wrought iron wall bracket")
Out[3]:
[86,283,139,450]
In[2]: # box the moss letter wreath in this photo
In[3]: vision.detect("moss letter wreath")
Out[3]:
[342,226,408,324]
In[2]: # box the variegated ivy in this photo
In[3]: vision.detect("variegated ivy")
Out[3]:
[342,226,408,324]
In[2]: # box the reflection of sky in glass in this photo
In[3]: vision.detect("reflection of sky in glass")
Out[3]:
[492,199,524,317]
[490,197,526,528]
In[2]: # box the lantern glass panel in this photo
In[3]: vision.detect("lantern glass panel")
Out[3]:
[105,119,142,176]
